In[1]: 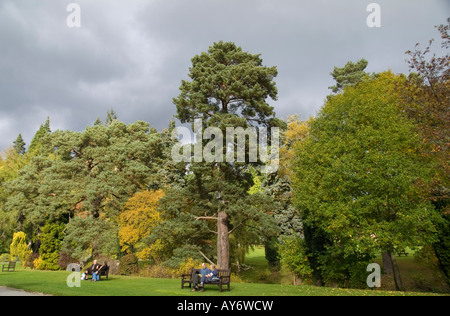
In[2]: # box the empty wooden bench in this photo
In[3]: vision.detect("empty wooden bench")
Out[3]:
[181,268,231,292]
[2,261,16,272]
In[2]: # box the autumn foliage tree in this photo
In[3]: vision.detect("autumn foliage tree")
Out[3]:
[118,190,164,259]
[9,231,31,265]
[400,18,449,284]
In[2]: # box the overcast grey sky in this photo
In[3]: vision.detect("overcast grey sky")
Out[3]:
[0,0,448,151]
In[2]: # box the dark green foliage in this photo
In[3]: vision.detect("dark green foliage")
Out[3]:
[160,41,283,268]
[434,214,450,284]
[162,245,203,269]
[262,173,302,238]
[174,41,282,128]
[119,253,139,275]
[5,118,175,250]
[13,134,26,155]
[328,59,369,93]
[28,117,51,153]
[61,216,118,261]
[264,237,280,271]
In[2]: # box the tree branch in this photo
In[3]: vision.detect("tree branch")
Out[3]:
[199,250,216,265]
[228,219,248,235]
[196,216,218,221]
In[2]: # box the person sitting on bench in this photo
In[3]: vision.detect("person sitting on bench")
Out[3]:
[86,260,101,281]
[191,263,210,292]
[198,264,219,292]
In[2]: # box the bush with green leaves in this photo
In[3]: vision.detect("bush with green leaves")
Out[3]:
[279,236,313,283]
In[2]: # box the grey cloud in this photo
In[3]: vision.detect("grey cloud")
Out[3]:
[0,0,448,151]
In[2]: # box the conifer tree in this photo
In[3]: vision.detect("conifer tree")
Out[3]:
[161,41,284,268]
[13,134,26,155]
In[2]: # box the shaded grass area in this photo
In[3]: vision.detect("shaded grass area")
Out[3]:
[240,246,449,294]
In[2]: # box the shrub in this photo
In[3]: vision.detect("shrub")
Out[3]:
[139,265,173,279]
[279,236,313,283]
[265,237,281,272]
[10,231,32,266]
[37,223,65,270]
[23,252,39,269]
[0,253,11,262]
[119,254,139,275]
[172,257,203,277]
[57,252,79,270]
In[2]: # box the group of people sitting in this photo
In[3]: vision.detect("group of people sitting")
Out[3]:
[191,263,219,292]
[81,260,108,281]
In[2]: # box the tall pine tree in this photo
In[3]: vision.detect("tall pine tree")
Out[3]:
[159,41,284,268]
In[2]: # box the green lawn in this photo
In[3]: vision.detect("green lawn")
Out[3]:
[1,246,448,296]
[0,267,445,296]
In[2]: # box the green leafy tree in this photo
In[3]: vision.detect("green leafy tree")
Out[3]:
[292,72,441,289]
[279,235,313,284]
[159,41,284,269]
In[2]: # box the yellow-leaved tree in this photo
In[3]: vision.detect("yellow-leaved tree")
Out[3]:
[10,231,32,266]
[118,190,164,259]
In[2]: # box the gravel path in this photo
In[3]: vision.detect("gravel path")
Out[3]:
[0,286,50,296]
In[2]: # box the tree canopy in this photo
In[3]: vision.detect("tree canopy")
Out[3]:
[292,72,441,288]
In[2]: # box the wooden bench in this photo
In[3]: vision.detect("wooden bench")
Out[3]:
[181,268,231,292]
[85,266,109,280]
[2,261,16,272]
[396,250,409,257]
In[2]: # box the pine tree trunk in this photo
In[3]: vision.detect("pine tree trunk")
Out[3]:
[217,211,229,269]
